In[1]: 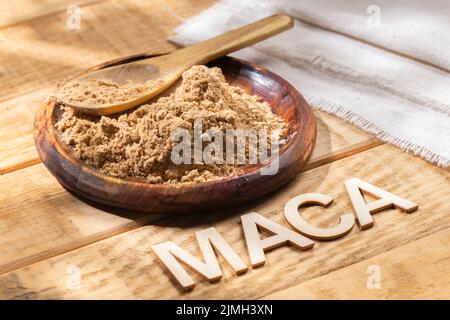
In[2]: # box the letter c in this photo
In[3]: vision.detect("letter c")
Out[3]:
[284,193,355,240]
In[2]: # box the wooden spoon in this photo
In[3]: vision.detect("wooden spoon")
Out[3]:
[57,14,294,116]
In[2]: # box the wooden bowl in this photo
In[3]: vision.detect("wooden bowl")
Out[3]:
[34,55,316,214]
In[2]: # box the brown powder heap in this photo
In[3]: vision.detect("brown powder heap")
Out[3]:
[58,79,162,106]
[56,65,286,184]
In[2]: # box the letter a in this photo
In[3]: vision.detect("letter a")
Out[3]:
[344,178,418,229]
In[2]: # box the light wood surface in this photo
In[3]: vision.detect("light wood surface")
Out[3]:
[0,0,101,29]
[264,228,450,299]
[0,0,448,299]
[0,0,211,101]
[0,145,448,299]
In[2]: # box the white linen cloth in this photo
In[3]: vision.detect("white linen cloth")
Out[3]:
[171,0,450,168]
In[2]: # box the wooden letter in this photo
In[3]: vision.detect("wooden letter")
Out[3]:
[241,212,314,268]
[152,227,248,291]
[344,178,418,229]
[284,193,355,240]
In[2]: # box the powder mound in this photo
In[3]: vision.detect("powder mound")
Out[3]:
[56,65,286,184]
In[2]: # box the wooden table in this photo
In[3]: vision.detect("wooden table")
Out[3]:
[0,0,449,300]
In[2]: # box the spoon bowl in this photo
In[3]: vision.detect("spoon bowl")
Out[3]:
[60,56,181,115]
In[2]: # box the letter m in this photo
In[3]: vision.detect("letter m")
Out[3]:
[152,227,247,290]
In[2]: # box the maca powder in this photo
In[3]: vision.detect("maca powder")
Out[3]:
[55,65,286,184]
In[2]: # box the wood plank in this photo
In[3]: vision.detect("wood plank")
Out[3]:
[0,144,448,299]
[0,109,378,273]
[306,112,381,171]
[0,163,164,275]
[0,0,101,29]
[0,0,213,102]
[263,229,450,299]
[0,88,50,174]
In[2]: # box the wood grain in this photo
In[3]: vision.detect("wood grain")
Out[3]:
[0,0,213,102]
[0,163,163,275]
[0,88,50,174]
[0,0,103,29]
[264,228,450,299]
[0,144,448,299]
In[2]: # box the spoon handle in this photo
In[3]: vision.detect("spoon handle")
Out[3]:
[171,14,294,65]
